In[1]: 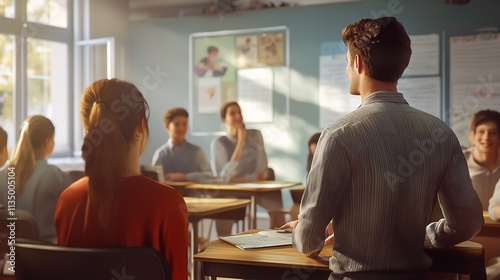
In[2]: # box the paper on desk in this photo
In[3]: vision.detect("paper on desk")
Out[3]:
[219,230,292,250]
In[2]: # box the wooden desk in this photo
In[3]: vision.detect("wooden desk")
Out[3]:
[185,197,251,280]
[195,231,487,280]
[194,231,331,280]
[186,181,301,229]
[164,181,197,195]
[472,211,500,262]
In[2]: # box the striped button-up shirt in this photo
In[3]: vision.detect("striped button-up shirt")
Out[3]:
[294,91,484,279]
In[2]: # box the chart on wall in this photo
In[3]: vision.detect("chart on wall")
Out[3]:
[189,26,289,134]
[319,34,441,128]
[449,33,500,147]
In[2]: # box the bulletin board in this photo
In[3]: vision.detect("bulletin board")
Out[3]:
[189,26,290,135]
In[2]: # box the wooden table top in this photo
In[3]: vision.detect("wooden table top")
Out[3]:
[184,197,251,217]
[186,181,301,192]
[194,229,332,270]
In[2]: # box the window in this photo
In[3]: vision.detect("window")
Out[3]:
[27,0,67,28]
[0,34,15,154]
[0,0,72,157]
[0,0,15,18]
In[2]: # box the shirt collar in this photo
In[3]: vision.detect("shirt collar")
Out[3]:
[360,91,409,107]
[167,139,186,149]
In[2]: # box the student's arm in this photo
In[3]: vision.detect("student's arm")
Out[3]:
[293,130,348,256]
[425,144,484,248]
[489,181,500,221]
[211,138,239,182]
[242,130,268,182]
[186,148,214,181]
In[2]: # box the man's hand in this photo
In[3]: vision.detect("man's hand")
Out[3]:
[325,220,335,245]
[280,220,299,232]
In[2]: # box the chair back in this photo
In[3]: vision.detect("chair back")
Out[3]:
[266,167,275,180]
[15,242,171,280]
[0,209,40,256]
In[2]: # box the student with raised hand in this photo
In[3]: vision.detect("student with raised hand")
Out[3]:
[464,109,500,210]
[152,107,213,181]
[282,17,483,280]
[0,116,71,242]
[55,79,188,280]
[211,101,285,233]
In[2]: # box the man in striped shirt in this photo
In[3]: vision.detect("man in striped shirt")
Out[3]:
[282,17,483,280]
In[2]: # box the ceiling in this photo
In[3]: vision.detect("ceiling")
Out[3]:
[128,0,363,21]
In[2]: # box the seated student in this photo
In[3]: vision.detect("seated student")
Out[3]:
[490,180,500,221]
[152,107,213,181]
[55,79,188,280]
[0,116,71,242]
[0,126,8,170]
[488,182,500,280]
[211,101,285,233]
[464,109,500,210]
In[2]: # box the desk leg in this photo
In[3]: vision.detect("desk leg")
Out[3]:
[251,195,257,229]
[191,220,200,280]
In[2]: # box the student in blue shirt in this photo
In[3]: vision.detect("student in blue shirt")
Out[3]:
[152,107,213,181]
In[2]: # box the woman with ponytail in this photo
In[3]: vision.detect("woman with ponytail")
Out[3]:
[0,115,71,242]
[55,78,188,280]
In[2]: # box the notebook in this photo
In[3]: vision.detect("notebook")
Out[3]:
[218,230,293,250]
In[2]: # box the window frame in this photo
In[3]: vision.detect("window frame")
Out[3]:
[0,0,74,157]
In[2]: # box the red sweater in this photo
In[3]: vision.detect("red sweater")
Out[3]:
[55,176,188,280]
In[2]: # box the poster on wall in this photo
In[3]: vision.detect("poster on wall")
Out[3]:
[197,78,221,113]
[189,26,289,134]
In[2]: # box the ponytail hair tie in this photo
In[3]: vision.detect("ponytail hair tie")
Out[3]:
[93,100,106,107]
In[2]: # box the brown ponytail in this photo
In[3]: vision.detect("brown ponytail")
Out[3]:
[10,115,55,193]
[80,78,149,230]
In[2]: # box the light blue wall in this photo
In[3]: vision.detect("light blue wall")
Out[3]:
[128,1,500,198]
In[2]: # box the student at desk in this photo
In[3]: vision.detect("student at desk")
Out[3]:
[488,181,500,280]
[282,17,483,280]
[152,107,213,181]
[464,109,500,210]
[211,101,285,233]
[55,79,188,280]
[0,116,71,243]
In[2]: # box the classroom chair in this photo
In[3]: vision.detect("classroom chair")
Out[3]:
[0,209,40,256]
[15,242,171,280]
[425,240,486,280]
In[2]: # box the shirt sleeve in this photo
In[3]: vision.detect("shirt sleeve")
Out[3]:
[489,181,500,221]
[425,145,484,248]
[186,148,214,181]
[293,130,350,254]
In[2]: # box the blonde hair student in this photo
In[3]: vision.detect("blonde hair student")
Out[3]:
[55,78,188,280]
[0,115,71,242]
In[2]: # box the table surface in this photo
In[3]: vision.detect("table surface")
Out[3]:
[184,197,251,217]
[186,181,301,192]
[483,211,500,227]
[194,229,332,270]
